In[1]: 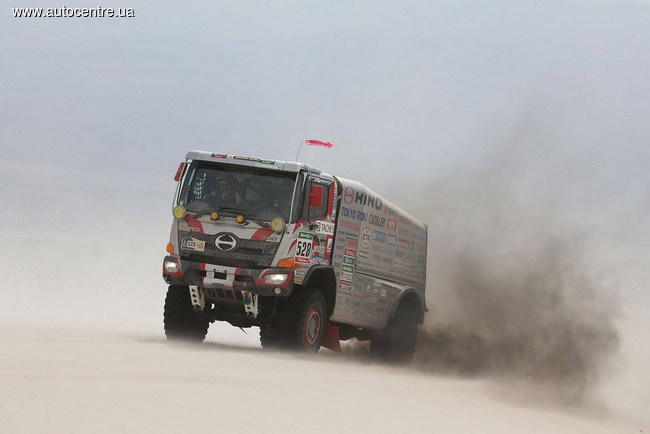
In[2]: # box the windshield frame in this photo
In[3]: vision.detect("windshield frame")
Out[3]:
[177,160,300,223]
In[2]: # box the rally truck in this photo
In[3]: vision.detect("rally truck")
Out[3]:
[162,151,428,362]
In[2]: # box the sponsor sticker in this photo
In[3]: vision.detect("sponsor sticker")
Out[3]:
[254,162,279,169]
[361,228,372,246]
[344,248,357,258]
[387,219,397,231]
[181,237,205,252]
[340,264,354,282]
[373,230,386,243]
[386,234,397,247]
[340,271,353,283]
[358,250,370,259]
[397,238,411,249]
[368,214,386,228]
[343,256,356,265]
[340,220,360,231]
[315,221,335,235]
[326,236,333,256]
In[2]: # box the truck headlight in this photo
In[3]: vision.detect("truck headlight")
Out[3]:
[263,273,288,285]
[164,260,180,273]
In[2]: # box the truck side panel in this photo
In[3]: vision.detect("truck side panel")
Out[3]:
[330,178,427,329]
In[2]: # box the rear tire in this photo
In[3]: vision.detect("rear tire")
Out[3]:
[164,285,209,342]
[276,288,327,352]
[371,312,418,365]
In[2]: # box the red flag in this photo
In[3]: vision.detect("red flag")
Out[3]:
[303,139,333,148]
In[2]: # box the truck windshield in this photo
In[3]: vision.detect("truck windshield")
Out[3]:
[178,161,298,222]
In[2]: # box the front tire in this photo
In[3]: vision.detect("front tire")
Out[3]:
[276,288,327,352]
[164,285,209,342]
[259,327,282,350]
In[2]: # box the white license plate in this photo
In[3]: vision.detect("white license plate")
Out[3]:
[181,237,205,252]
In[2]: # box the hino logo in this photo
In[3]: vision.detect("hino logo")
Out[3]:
[214,233,237,251]
[354,191,383,210]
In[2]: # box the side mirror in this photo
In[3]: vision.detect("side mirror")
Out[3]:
[309,185,324,207]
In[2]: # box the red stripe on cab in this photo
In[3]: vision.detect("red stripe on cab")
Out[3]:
[251,227,273,241]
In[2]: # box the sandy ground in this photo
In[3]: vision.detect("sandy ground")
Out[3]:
[0,326,640,434]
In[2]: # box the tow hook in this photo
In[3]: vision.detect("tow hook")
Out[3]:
[242,291,259,318]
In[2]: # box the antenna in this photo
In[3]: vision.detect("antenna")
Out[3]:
[295,140,304,162]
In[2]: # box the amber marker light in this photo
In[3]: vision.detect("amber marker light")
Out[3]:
[236,215,245,224]
[172,205,186,219]
[210,211,219,220]
[166,243,174,254]
[277,258,294,268]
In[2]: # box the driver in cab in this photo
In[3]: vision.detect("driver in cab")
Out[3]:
[204,174,240,208]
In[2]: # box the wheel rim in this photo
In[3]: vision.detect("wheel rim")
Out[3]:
[303,307,321,347]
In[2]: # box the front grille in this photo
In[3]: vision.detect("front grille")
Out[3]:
[236,247,265,255]
[179,230,279,268]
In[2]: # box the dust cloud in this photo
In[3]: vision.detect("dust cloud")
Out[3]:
[402,139,621,402]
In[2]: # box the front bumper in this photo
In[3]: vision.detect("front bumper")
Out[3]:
[162,255,294,297]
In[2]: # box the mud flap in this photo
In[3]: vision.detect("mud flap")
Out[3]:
[321,322,341,352]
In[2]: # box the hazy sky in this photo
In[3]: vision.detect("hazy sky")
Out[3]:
[2,0,650,189]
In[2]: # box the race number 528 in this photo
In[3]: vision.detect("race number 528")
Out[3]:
[295,232,313,263]
[296,239,312,258]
